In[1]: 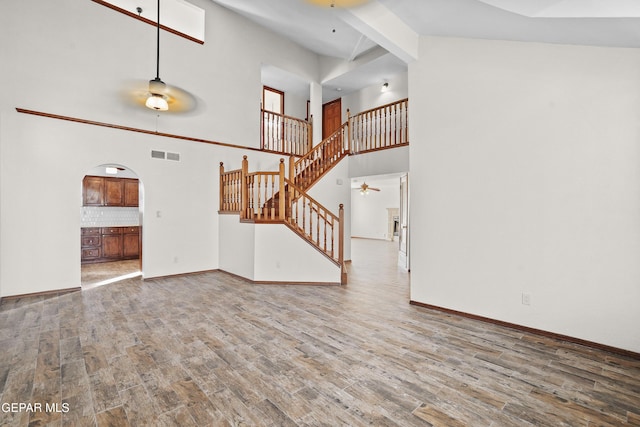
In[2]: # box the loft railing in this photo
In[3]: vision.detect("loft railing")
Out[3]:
[284,99,408,192]
[245,161,287,221]
[349,98,408,154]
[219,163,242,213]
[261,108,312,157]
[220,156,286,220]
[260,98,408,159]
[289,122,349,191]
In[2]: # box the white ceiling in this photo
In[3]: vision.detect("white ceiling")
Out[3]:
[210,0,640,101]
[351,173,404,189]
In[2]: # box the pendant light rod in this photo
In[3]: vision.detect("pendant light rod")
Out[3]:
[146,0,168,111]
[155,0,161,79]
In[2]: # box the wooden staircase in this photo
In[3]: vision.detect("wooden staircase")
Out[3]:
[219,98,409,285]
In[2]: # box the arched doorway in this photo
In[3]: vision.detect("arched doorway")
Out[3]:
[80,164,143,288]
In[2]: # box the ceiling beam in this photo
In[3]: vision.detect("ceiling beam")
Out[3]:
[338,1,418,63]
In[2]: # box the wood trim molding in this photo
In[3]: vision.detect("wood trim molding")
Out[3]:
[91,0,204,45]
[349,142,409,156]
[15,108,268,153]
[0,287,81,303]
[410,300,640,360]
[143,269,220,281]
[218,269,339,286]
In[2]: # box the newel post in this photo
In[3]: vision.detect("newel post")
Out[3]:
[219,162,225,212]
[288,156,295,210]
[288,156,295,183]
[279,158,286,220]
[240,155,248,219]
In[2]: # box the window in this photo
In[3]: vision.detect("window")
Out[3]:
[262,86,284,114]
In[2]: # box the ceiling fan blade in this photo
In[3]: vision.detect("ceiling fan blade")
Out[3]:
[370,187,381,191]
[120,79,199,114]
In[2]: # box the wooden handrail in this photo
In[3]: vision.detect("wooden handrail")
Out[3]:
[292,122,349,190]
[284,178,342,265]
[349,97,408,118]
[349,98,408,154]
[261,109,312,157]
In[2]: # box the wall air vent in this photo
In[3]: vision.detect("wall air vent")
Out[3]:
[166,152,180,161]
[151,150,166,159]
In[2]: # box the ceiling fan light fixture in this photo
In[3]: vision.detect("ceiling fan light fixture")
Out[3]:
[145,92,169,111]
[146,77,169,110]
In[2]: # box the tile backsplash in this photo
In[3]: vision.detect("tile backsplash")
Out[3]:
[81,206,140,227]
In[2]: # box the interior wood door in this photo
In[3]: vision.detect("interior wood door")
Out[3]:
[322,99,342,139]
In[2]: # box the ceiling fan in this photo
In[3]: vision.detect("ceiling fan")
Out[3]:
[360,182,380,195]
[121,0,197,114]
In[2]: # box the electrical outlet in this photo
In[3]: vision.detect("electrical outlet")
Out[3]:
[522,293,531,306]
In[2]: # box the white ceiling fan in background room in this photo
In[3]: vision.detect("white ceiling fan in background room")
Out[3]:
[120,0,198,114]
[360,182,380,195]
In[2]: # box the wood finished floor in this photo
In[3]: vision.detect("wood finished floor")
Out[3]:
[1,238,639,426]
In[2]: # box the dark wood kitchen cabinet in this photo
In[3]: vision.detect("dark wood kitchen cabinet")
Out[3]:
[81,227,101,262]
[123,179,139,207]
[82,176,138,207]
[101,227,123,259]
[123,227,140,258]
[81,226,140,264]
[82,176,104,206]
[104,178,124,206]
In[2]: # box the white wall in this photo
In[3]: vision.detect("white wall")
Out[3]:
[219,216,341,284]
[341,72,408,119]
[0,0,321,297]
[351,183,400,240]
[409,36,640,353]
[0,0,319,148]
[254,225,341,283]
[284,91,309,121]
[218,215,255,280]
[349,145,409,179]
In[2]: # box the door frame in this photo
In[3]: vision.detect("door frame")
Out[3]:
[262,86,284,114]
[322,98,342,139]
[399,173,410,271]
